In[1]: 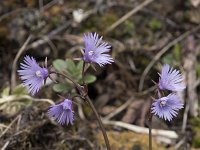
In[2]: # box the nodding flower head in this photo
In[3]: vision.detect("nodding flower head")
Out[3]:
[18,56,49,96]
[151,94,184,121]
[83,32,114,67]
[48,99,74,125]
[158,64,185,91]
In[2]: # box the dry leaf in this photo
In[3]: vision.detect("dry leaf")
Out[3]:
[188,8,200,23]
[191,0,200,7]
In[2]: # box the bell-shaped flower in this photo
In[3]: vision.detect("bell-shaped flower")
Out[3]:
[48,99,74,125]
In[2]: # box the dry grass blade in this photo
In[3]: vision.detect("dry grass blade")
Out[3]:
[11,35,33,92]
[0,95,55,105]
[0,115,20,138]
[103,120,178,139]
[1,141,10,150]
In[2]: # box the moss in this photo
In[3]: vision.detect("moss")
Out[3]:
[190,118,200,126]
[121,20,135,37]
[148,18,162,31]
[190,118,200,148]
[173,44,181,62]
[96,131,165,150]
[193,134,200,148]
[134,55,151,67]
[81,11,118,33]
[192,126,200,148]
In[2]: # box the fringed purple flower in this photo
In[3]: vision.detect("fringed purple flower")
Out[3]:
[18,56,48,96]
[158,64,185,91]
[83,32,114,67]
[151,94,184,121]
[48,99,74,125]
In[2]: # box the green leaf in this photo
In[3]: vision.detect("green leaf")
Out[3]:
[123,20,135,36]
[12,84,28,95]
[173,44,181,61]
[53,59,68,71]
[77,60,83,71]
[53,84,70,93]
[66,59,77,74]
[1,87,9,97]
[148,19,162,30]
[83,74,96,84]
[66,60,80,77]
[162,54,173,65]
[66,59,76,69]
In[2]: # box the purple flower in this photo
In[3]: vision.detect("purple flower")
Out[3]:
[158,64,185,91]
[83,32,114,67]
[48,99,74,125]
[151,94,184,121]
[18,56,48,96]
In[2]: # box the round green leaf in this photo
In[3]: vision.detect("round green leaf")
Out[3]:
[53,59,68,71]
[53,84,70,93]
[83,74,96,84]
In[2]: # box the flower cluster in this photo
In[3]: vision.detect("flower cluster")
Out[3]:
[17,32,113,125]
[151,64,185,121]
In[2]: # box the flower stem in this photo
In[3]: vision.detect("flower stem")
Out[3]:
[52,64,111,149]
[50,71,79,87]
[86,96,111,150]
[148,98,153,150]
[149,114,152,150]
[82,62,86,84]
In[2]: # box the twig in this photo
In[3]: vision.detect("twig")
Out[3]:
[0,0,59,23]
[103,120,178,139]
[39,0,44,13]
[0,124,8,128]
[47,21,71,37]
[194,78,200,89]
[184,36,198,117]
[142,8,178,28]
[86,96,111,150]
[65,135,94,148]
[77,101,86,120]
[103,97,135,120]
[134,85,156,96]
[41,36,58,57]
[9,24,71,64]
[16,114,22,132]
[139,24,200,91]
[43,0,60,10]
[0,8,36,22]
[11,35,33,93]
[174,137,186,150]
[105,0,155,33]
